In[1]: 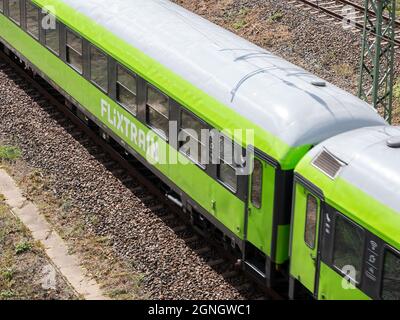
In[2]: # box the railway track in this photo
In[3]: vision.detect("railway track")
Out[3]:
[0,47,283,300]
[290,0,400,47]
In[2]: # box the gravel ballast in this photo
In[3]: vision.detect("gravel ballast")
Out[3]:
[0,0,398,300]
[0,66,245,299]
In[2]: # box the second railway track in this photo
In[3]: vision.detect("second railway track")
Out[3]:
[291,0,400,47]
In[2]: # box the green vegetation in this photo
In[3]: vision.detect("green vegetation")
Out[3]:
[0,146,21,161]
[0,290,14,299]
[232,19,246,30]
[332,63,354,79]
[269,11,284,22]
[231,8,250,30]
[0,203,76,300]
[15,241,32,254]
[2,268,14,282]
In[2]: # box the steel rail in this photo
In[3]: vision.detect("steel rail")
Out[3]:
[294,0,400,46]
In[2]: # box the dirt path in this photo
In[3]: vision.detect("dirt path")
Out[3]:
[0,169,107,300]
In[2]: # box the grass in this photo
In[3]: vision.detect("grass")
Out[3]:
[269,11,284,22]
[0,203,76,300]
[15,241,32,254]
[0,146,21,161]
[2,268,14,282]
[332,63,354,79]
[231,8,250,30]
[16,165,144,299]
[0,290,15,299]
[232,19,246,30]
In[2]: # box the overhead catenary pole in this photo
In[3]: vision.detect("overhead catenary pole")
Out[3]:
[358,0,397,123]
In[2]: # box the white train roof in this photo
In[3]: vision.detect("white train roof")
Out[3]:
[60,0,386,147]
[307,126,400,214]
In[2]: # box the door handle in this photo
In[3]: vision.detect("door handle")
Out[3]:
[310,253,316,266]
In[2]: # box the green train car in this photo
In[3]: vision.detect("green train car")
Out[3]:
[0,0,396,299]
[290,126,400,300]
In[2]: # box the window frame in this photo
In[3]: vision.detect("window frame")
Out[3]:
[43,15,60,56]
[217,160,238,192]
[25,0,40,40]
[115,63,138,115]
[331,213,366,286]
[179,108,208,169]
[89,44,109,93]
[380,246,400,300]
[216,135,240,193]
[8,0,21,25]
[145,83,170,140]
[65,28,83,74]
[304,193,319,249]
[250,158,263,209]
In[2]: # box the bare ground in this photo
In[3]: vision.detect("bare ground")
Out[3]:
[0,192,77,300]
[0,158,145,300]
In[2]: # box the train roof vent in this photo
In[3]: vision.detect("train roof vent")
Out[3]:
[311,80,326,87]
[312,149,345,179]
[387,136,400,148]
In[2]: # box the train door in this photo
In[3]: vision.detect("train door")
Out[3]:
[289,182,322,297]
[245,156,276,276]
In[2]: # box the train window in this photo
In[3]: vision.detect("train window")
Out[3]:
[26,1,39,39]
[179,110,207,166]
[116,65,137,114]
[218,162,237,191]
[0,0,3,13]
[146,86,169,138]
[217,136,239,192]
[9,0,21,25]
[304,194,318,249]
[44,19,59,55]
[90,45,108,92]
[381,249,400,300]
[250,159,262,208]
[332,214,364,284]
[66,29,83,73]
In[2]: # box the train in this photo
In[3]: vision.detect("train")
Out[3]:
[0,0,398,300]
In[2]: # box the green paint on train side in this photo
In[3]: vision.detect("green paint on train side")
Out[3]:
[32,0,312,171]
[0,15,248,242]
[290,155,399,299]
[289,182,370,299]
[246,160,275,258]
[296,156,400,249]
[276,224,290,264]
[317,263,370,300]
[290,182,320,294]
